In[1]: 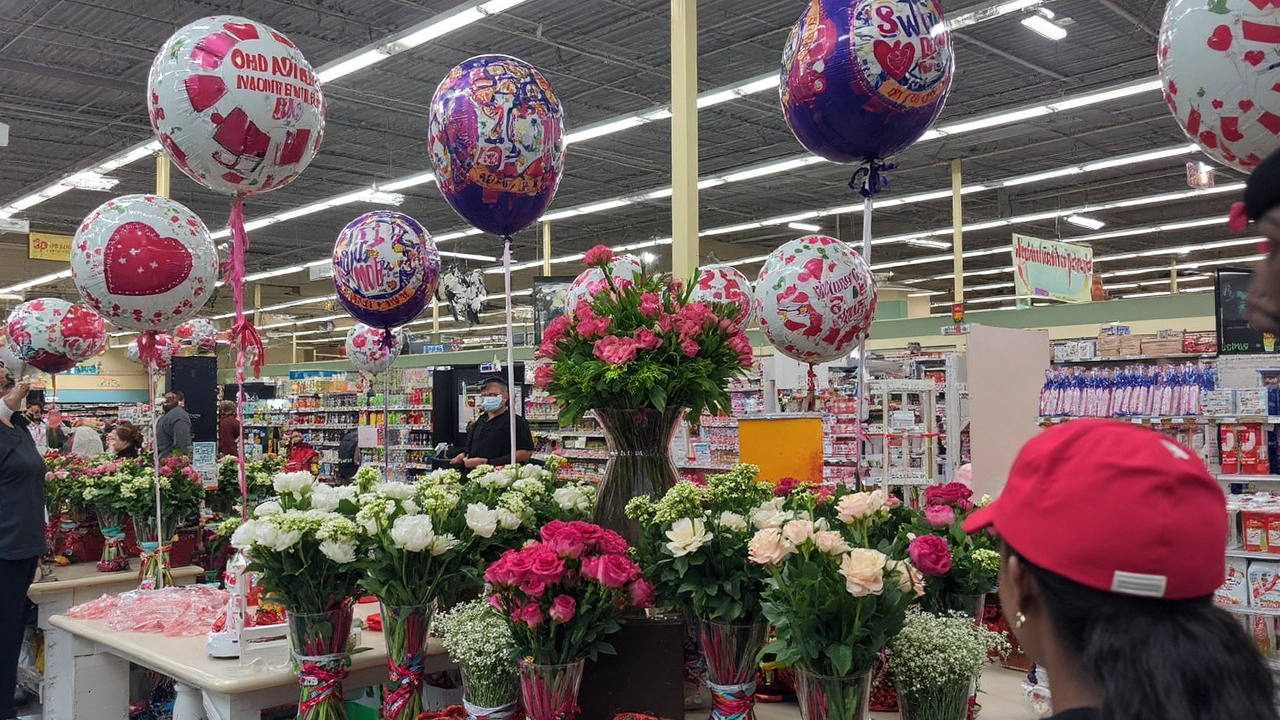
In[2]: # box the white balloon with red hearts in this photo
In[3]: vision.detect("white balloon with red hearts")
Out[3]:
[754,235,877,365]
[71,194,219,333]
[6,299,107,376]
[125,334,179,372]
[175,318,219,352]
[147,15,325,196]
[691,264,756,329]
[346,323,403,376]
[1159,0,1280,173]
[564,255,645,314]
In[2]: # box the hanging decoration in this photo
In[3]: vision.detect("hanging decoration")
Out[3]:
[345,323,403,377]
[6,299,107,375]
[438,267,489,324]
[175,318,219,353]
[427,54,566,237]
[1158,0,1280,173]
[126,334,180,372]
[564,255,645,312]
[332,211,440,335]
[691,265,757,330]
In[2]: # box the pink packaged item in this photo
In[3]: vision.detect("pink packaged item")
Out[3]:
[68,585,229,637]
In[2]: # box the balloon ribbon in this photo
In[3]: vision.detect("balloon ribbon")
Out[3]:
[227,197,260,521]
[136,331,161,370]
[850,160,895,199]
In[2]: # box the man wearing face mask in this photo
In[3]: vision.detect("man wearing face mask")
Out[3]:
[451,377,534,470]
[155,391,192,460]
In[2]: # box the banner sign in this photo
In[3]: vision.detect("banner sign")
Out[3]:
[29,232,73,262]
[1012,234,1093,305]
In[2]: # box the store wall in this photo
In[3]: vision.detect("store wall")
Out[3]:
[43,346,149,402]
[967,325,1049,500]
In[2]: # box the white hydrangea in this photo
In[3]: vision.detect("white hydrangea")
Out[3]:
[389,514,436,552]
[511,478,545,498]
[465,503,499,538]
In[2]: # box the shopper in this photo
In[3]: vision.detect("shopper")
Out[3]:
[283,430,320,474]
[1237,148,1280,332]
[155,391,192,459]
[451,377,534,469]
[106,422,143,460]
[0,376,40,720]
[22,402,48,455]
[336,427,360,483]
[964,419,1277,720]
[217,400,241,458]
[67,417,104,458]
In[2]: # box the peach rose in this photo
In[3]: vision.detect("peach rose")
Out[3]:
[836,490,887,524]
[814,530,852,555]
[888,559,927,598]
[748,527,796,566]
[839,548,888,597]
[782,519,815,547]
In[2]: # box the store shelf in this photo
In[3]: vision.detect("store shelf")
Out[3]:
[1040,415,1280,425]
[1219,604,1280,617]
[1219,475,1280,484]
[1227,549,1280,560]
[1053,353,1216,365]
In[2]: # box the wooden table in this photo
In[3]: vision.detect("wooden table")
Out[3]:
[47,603,453,720]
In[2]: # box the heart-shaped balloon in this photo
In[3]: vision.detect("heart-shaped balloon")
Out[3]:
[103,222,194,297]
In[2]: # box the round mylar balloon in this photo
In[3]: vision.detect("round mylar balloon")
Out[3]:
[346,323,403,376]
[332,211,440,330]
[125,334,179,372]
[564,255,645,313]
[6,299,107,375]
[0,346,29,381]
[754,236,877,364]
[176,318,219,352]
[1159,0,1280,172]
[692,265,756,329]
[428,55,566,236]
[147,16,325,195]
[72,195,219,332]
[781,0,954,164]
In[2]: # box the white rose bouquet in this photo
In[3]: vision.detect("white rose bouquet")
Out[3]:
[459,463,598,563]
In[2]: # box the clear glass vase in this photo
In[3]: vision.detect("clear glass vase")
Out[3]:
[696,616,769,720]
[96,511,130,573]
[592,407,684,546]
[131,514,176,589]
[926,593,987,620]
[287,604,354,720]
[793,665,872,720]
[517,658,584,720]
[897,673,977,720]
[381,602,434,720]
[460,662,519,719]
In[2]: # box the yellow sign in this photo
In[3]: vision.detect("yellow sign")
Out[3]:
[28,232,73,262]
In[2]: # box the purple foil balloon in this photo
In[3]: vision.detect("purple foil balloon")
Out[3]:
[332,211,439,330]
[428,54,566,237]
[780,0,954,164]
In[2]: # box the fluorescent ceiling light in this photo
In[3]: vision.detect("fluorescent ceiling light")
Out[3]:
[1066,215,1105,230]
[64,172,120,191]
[1022,15,1067,40]
[0,270,71,294]
[944,0,1043,31]
[317,50,386,83]
[907,238,952,250]
[360,190,405,206]
[788,222,821,233]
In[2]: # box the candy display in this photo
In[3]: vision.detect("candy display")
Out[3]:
[1038,364,1216,418]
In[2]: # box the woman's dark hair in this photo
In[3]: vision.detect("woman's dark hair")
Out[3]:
[1013,548,1278,720]
[111,423,144,450]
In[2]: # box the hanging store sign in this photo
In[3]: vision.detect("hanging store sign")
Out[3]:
[1012,234,1094,307]
[28,232,73,262]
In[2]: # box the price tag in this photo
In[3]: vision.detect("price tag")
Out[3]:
[1171,417,1185,425]
[1131,418,1144,425]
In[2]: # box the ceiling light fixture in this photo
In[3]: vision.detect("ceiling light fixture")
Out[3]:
[1066,215,1105,230]
[906,238,953,250]
[1022,14,1067,40]
[788,222,822,233]
[360,189,405,206]
[64,172,121,191]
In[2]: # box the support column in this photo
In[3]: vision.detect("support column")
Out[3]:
[541,221,552,275]
[292,324,298,365]
[1170,258,1178,293]
[155,154,171,199]
[951,159,964,307]
[253,284,261,328]
[670,0,699,280]
[432,297,440,342]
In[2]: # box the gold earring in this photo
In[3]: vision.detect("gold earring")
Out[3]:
[1014,612,1027,629]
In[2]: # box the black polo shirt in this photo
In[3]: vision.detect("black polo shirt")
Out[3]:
[464,409,535,466]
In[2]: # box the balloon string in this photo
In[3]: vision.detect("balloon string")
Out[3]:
[503,234,516,468]
[850,160,895,199]
[853,192,874,491]
[148,363,166,585]
[136,331,160,369]
[807,363,817,413]
[228,197,251,519]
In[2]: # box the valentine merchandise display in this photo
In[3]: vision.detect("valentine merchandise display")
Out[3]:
[332,211,440,331]
[563,253,646,313]
[428,54,566,238]
[889,609,1009,720]
[147,15,324,195]
[1038,364,1216,418]
[755,235,877,365]
[6,298,106,375]
[126,333,179,372]
[344,323,403,377]
[436,599,520,720]
[175,317,219,352]
[71,194,219,333]
[1159,0,1280,173]
[691,265,757,330]
[780,0,953,164]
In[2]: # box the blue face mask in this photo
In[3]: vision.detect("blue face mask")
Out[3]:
[480,395,504,412]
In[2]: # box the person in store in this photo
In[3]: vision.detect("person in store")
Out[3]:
[964,419,1277,720]
[450,377,534,470]
[1238,149,1280,332]
[106,422,143,460]
[217,400,241,458]
[22,402,50,455]
[283,429,320,474]
[67,417,104,458]
[336,427,360,483]
[0,373,41,720]
[155,391,192,460]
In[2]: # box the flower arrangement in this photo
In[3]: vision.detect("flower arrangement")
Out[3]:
[436,599,520,717]
[905,483,1000,616]
[353,464,381,493]
[888,608,1009,720]
[44,451,88,516]
[625,464,774,623]
[534,246,754,424]
[210,455,283,514]
[457,463,598,564]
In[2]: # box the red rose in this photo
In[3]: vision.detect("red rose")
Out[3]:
[519,602,544,628]
[580,555,603,583]
[503,548,537,586]
[925,482,973,509]
[594,528,628,556]
[596,554,641,589]
[483,551,514,585]
[908,535,953,577]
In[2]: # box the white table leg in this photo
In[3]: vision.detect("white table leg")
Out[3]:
[173,681,206,720]
[204,685,298,720]
[41,632,129,720]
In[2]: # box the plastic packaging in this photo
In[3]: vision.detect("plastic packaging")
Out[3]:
[67,585,229,637]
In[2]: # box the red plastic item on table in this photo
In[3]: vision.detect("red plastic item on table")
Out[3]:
[365,612,382,631]
[417,707,467,719]
[358,594,378,604]
[66,585,229,637]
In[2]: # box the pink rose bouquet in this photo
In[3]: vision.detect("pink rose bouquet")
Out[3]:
[903,482,1000,615]
[484,520,652,665]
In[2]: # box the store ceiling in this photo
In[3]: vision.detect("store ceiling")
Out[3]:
[0,0,1243,349]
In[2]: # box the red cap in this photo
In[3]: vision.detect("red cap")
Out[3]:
[963,419,1226,600]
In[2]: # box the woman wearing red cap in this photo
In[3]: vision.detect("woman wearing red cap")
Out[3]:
[964,419,1277,720]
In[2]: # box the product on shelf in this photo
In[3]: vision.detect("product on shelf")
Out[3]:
[1250,561,1280,609]
[1038,363,1216,418]
[1219,558,1250,607]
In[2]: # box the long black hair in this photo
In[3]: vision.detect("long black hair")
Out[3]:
[1014,549,1278,720]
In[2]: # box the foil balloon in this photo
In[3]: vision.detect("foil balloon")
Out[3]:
[6,299,107,375]
[176,318,219,352]
[0,346,29,381]
[754,235,877,364]
[346,323,403,376]
[428,54,566,236]
[780,0,954,164]
[692,265,757,329]
[125,334,179,372]
[332,211,440,331]
[71,194,219,332]
[146,16,325,195]
[1159,0,1280,172]
[564,255,645,312]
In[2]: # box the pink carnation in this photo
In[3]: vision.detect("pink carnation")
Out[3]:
[633,328,661,350]
[639,292,661,317]
[583,245,615,267]
[681,338,700,357]
[594,336,639,365]
[543,315,571,345]
[728,333,752,354]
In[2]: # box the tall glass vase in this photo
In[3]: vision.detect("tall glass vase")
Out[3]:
[793,666,872,720]
[96,511,129,573]
[592,407,683,546]
[696,616,769,720]
[517,658,584,720]
[460,662,519,720]
[896,673,977,720]
[381,602,434,720]
[288,604,355,720]
[131,514,175,589]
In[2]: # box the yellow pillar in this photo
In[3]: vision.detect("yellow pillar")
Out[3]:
[432,297,440,341]
[1170,258,1178,293]
[292,323,298,364]
[155,154,171,198]
[951,159,964,306]
[541,221,552,275]
[253,284,262,328]
[670,0,699,280]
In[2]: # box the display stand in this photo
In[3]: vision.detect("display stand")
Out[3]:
[967,324,1050,499]
[577,615,686,720]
